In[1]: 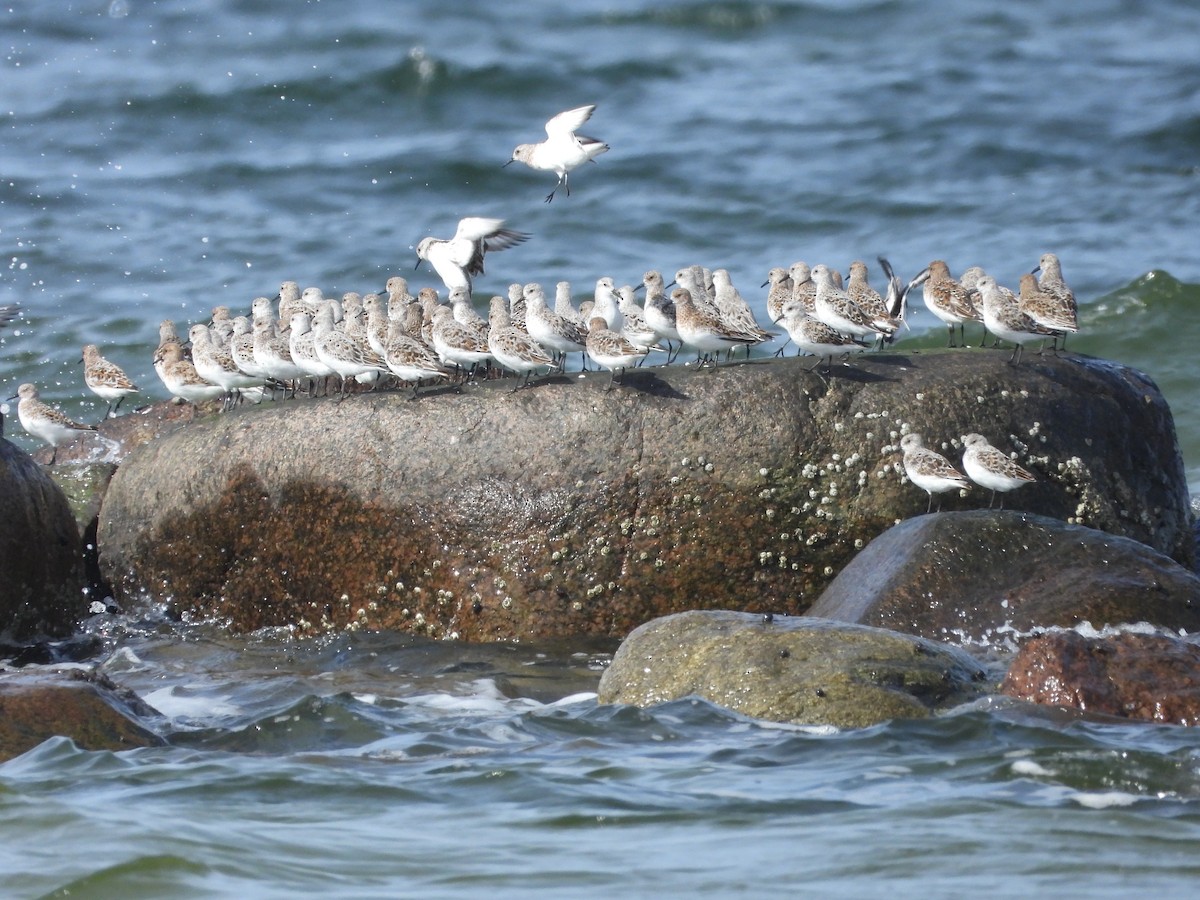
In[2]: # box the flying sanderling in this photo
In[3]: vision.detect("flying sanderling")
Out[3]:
[505,104,609,202]
[82,343,139,418]
[961,432,1037,509]
[415,217,529,293]
[10,382,97,463]
[900,433,971,513]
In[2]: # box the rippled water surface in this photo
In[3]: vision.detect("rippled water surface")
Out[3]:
[3,1,1200,896]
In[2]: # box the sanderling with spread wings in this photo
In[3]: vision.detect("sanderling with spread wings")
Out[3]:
[961,432,1037,509]
[414,217,529,293]
[505,104,609,202]
[10,382,97,463]
[900,433,971,513]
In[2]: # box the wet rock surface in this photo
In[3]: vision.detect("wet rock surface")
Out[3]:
[96,351,1191,639]
[999,630,1200,725]
[596,610,990,729]
[0,668,164,762]
[808,511,1200,642]
[0,438,88,640]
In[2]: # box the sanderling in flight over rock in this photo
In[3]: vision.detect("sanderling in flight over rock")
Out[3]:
[899,433,971,513]
[961,432,1037,509]
[415,217,529,293]
[82,343,139,418]
[10,382,97,463]
[505,104,609,202]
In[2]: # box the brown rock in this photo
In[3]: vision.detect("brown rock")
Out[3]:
[0,438,88,639]
[1000,630,1200,725]
[0,669,163,761]
[808,511,1200,641]
[596,610,990,729]
[96,351,1192,639]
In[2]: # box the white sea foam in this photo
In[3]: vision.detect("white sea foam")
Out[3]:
[1069,790,1141,809]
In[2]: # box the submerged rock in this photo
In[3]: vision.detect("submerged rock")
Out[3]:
[0,668,163,761]
[596,610,989,729]
[808,511,1200,642]
[97,351,1191,639]
[0,438,88,640]
[999,630,1200,726]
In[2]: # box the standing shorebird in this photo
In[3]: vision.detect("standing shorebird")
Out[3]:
[414,217,529,293]
[505,104,609,202]
[900,433,971,513]
[10,383,97,463]
[961,433,1037,509]
[82,343,139,418]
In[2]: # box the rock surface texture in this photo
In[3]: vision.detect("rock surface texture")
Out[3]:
[596,609,990,728]
[999,630,1200,725]
[0,438,87,640]
[96,351,1192,639]
[809,511,1200,642]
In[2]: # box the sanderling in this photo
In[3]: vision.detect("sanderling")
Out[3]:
[487,296,555,390]
[156,342,225,406]
[10,383,97,463]
[846,261,903,347]
[152,319,184,383]
[362,293,391,358]
[384,276,414,317]
[82,343,139,418]
[505,104,609,202]
[642,270,680,362]
[253,316,306,390]
[763,266,794,322]
[189,323,264,410]
[385,319,452,398]
[448,287,489,339]
[312,305,389,399]
[1021,267,1077,353]
[772,298,866,373]
[961,433,1036,509]
[591,277,624,332]
[811,263,900,341]
[415,217,529,293]
[916,260,981,347]
[288,312,335,394]
[507,283,528,333]
[712,268,774,355]
[900,433,971,513]
[431,305,491,377]
[585,315,648,389]
[277,281,303,322]
[790,262,818,315]
[672,287,761,363]
[976,275,1054,365]
[209,306,235,348]
[524,283,587,365]
[617,284,663,356]
[554,281,588,331]
[1033,252,1077,329]
[230,317,271,382]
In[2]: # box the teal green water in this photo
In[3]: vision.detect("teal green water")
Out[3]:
[3,2,1200,896]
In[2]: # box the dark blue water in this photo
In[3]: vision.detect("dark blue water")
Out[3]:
[3,2,1200,895]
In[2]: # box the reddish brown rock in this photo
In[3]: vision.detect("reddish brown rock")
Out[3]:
[96,351,1192,639]
[1000,630,1200,725]
[0,669,163,761]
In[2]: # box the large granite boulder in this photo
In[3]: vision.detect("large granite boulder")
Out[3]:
[1000,630,1200,725]
[97,350,1192,639]
[596,610,990,728]
[0,438,88,640]
[0,668,163,761]
[808,511,1200,642]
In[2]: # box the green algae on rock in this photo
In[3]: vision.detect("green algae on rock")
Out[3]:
[597,610,990,729]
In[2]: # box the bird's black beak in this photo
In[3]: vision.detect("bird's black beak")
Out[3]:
[413,259,422,271]
[633,282,645,294]
[502,158,515,168]
[760,278,770,288]
[1031,265,1042,275]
